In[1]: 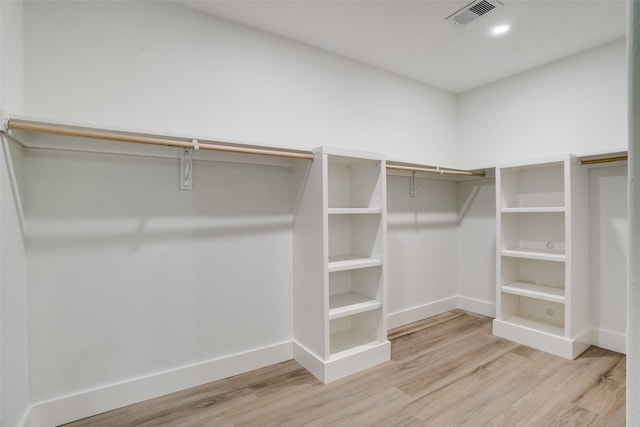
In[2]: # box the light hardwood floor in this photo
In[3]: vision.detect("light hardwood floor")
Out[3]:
[64,310,626,426]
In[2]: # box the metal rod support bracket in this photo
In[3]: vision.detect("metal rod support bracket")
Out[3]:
[181,148,194,190]
[410,171,416,198]
[1,111,10,133]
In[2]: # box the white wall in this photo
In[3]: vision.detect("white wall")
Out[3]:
[456,178,496,315]
[17,1,459,421]
[1,1,29,426]
[627,1,639,421]
[23,0,458,168]
[589,165,628,351]
[24,145,294,404]
[458,38,627,170]
[11,1,632,423]
[1,137,29,427]
[1,0,24,114]
[386,175,459,326]
[387,174,498,326]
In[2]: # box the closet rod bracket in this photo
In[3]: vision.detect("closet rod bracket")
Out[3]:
[410,171,416,198]
[1,110,10,134]
[181,147,194,190]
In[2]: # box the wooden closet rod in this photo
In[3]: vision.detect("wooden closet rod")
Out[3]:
[387,163,486,177]
[5,119,315,160]
[580,155,628,165]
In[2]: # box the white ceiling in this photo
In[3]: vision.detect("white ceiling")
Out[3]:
[180,0,627,93]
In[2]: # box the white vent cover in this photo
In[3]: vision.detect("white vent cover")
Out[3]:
[446,0,504,27]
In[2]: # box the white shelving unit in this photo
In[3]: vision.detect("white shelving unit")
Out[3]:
[293,147,390,383]
[493,155,590,359]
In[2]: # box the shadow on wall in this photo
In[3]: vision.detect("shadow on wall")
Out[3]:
[386,175,458,230]
[457,179,496,222]
[457,178,497,306]
[23,147,295,251]
[387,174,496,228]
[24,144,296,403]
[2,136,26,238]
[26,215,294,252]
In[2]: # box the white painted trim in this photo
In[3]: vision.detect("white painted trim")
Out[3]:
[324,341,390,384]
[387,296,458,329]
[29,341,292,427]
[387,296,497,330]
[293,340,390,384]
[292,341,326,383]
[493,318,588,359]
[457,296,496,317]
[590,328,627,354]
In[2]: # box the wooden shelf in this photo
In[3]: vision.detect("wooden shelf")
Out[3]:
[329,292,381,320]
[502,207,565,213]
[328,207,381,215]
[328,255,382,272]
[501,282,565,304]
[502,249,565,262]
[501,315,565,338]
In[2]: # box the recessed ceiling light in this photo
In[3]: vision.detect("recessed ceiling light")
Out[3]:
[492,24,510,35]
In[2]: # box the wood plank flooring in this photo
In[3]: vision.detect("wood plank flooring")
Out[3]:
[64,310,626,426]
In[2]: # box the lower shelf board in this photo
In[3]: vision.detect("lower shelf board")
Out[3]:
[501,206,566,213]
[501,282,566,304]
[329,292,381,320]
[328,255,382,272]
[327,207,382,215]
[502,249,565,262]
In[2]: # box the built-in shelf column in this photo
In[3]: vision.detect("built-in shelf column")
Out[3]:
[493,154,590,359]
[293,147,390,383]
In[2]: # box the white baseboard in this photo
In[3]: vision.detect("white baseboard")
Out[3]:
[590,328,626,354]
[387,296,458,329]
[292,342,326,383]
[293,340,391,384]
[493,319,590,359]
[387,296,497,330]
[29,341,292,427]
[457,296,496,317]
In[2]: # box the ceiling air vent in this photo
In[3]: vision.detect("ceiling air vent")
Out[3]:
[446,0,504,27]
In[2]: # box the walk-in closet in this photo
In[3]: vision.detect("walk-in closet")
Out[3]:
[0,1,635,426]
